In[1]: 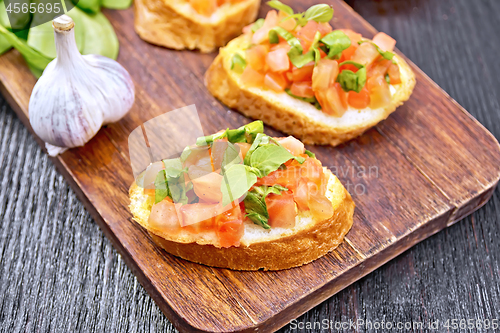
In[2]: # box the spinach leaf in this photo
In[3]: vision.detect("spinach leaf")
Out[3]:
[0,24,52,77]
[267,0,293,15]
[230,53,246,73]
[244,184,288,229]
[321,30,351,59]
[250,144,305,177]
[154,170,169,203]
[0,34,10,55]
[101,0,133,10]
[337,61,367,93]
[220,164,258,206]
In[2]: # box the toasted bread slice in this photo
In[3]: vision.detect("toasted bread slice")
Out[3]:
[205,34,416,145]
[134,0,261,53]
[129,169,354,270]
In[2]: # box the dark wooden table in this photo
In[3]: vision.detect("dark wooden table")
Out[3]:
[1,0,499,332]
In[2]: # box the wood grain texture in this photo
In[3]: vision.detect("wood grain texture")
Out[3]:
[1,0,500,332]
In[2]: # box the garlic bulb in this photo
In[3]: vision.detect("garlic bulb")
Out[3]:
[29,15,135,156]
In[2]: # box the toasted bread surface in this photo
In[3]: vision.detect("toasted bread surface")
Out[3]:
[205,35,416,145]
[129,169,355,270]
[134,0,260,53]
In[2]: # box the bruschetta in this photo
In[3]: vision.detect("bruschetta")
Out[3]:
[134,0,261,53]
[205,1,416,145]
[129,121,354,270]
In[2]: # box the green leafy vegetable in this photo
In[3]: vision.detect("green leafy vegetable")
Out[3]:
[385,73,390,84]
[310,31,322,64]
[303,4,333,23]
[230,53,246,73]
[321,30,351,59]
[220,164,258,206]
[285,30,320,68]
[221,142,242,169]
[267,0,293,15]
[304,150,316,158]
[285,89,321,110]
[249,144,305,177]
[73,0,100,13]
[196,121,263,145]
[243,132,272,165]
[251,18,265,33]
[358,40,395,61]
[154,170,169,203]
[161,158,190,204]
[269,26,302,50]
[0,34,10,55]
[244,184,288,229]
[0,24,52,77]
[101,0,133,10]
[337,61,367,93]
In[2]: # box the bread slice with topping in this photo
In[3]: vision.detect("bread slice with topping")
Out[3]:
[134,0,261,53]
[129,168,354,270]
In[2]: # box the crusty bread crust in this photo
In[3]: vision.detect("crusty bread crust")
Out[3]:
[205,35,416,145]
[134,0,260,53]
[129,170,355,270]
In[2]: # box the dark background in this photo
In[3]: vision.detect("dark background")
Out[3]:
[1,0,499,332]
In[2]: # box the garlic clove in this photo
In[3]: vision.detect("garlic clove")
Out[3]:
[28,15,135,156]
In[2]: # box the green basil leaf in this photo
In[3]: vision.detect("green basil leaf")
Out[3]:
[197,121,263,146]
[250,145,305,177]
[221,164,258,206]
[154,170,169,204]
[230,53,246,73]
[243,120,264,143]
[303,4,333,23]
[244,184,288,229]
[221,142,242,170]
[385,73,391,84]
[162,158,185,178]
[161,158,189,204]
[310,31,322,64]
[288,47,314,68]
[196,129,228,146]
[251,18,265,33]
[304,150,316,158]
[267,0,293,15]
[268,30,279,44]
[243,132,271,165]
[285,89,322,109]
[337,61,366,93]
[270,26,303,51]
[321,30,351,58]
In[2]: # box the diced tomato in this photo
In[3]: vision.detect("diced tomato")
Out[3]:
[292,61,314,82]
[312,58,339,91]
[277,10,296,31]
[307,185,334,220]
[270,40,291,52]
[348,86,371,109]
[277,136,305,156]
[191,172,223,203]
[294,177,309,211]
[387,63,402,84]
[296,21,319,49]
[240,66,265,87]
[368,58,392,78]
[315,83,348,117]
[144,188,155,196]
[148,200,181,235]
[367,75,391,109]
[266,48,290,72]
[265,191,296,228]
[290,81,314,98]
[189,0,216,15]
[215,204,244,247]
[235,142,251,159]
[252,10,279,44]
[372,32,396,52]
[256,165,301,191]
[178,203,217,230]
[352,42,380,67]
[246,45,268,71]
[339,29,362,46]
[300,157,327,196]
[142,161,165,192]
[338,45,358,62]
[318,22,333,36]
[265,72,288,92]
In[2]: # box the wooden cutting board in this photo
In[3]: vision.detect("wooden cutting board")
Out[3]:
[1,1,499,332]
